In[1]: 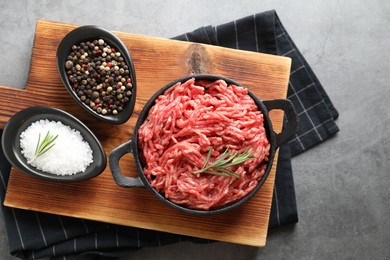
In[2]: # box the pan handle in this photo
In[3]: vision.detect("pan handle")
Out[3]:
[109,140,145,188]
[263,99,300,147]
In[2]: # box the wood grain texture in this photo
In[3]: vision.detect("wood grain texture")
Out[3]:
[1,20,291,247]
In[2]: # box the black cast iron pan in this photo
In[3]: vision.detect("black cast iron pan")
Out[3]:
[109,74,299,215]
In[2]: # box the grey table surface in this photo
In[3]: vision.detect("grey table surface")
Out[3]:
[1,0,389,259]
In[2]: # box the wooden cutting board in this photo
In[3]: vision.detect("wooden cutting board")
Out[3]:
[1,20,291,247]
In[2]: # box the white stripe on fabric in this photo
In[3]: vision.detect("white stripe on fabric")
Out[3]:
[234,20,239,49]
[282,48,295,57]
[293,118,334,141]
[58,216,68,239]
[82,219,89,234]
[115,227,119,247]
[11,209,25,250]
[276,32,285,39]
[214,26,219,45]
[53,244,56,256]
[202,27,210,44]
[288,83,315,99]
[289,80,323,141]
[253,14,259,52]
[297,100,325,116]
[0,169,6,187]
[35,212,47,246]
[273,187,281,226]
[184,33,189,41]
[95,233,98,249]
[289,135,305,151]
[137,229,140,247]
[157,232,161,246]
[290,65,305,75]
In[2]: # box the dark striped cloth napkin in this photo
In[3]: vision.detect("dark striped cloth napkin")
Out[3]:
[0,10,338,259]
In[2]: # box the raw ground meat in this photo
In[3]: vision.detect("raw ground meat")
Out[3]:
[138,78,270,210]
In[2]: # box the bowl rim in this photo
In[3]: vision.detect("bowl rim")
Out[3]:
[56,25,137,124]
[1,106,107,182]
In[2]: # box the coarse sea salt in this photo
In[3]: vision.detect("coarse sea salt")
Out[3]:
[20,119,93,176]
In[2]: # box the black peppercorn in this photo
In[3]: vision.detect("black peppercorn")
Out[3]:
[91,91,99,100]
[65,60,73,69]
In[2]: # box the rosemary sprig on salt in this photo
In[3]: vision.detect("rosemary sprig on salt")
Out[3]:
[31,131,58,162]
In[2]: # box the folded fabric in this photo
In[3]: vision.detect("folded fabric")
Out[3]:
[0,10,338,259]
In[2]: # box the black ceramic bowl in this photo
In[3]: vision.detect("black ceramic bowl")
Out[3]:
[109,74,299,215]
[1,106,107,182]
[56,25,136,124]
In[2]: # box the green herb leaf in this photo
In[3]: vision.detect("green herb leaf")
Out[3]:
[31,131,58,162]
[193,147,254,178]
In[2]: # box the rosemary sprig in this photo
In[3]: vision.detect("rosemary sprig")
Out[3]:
[194,147,254,178]
[31,131,58,162]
